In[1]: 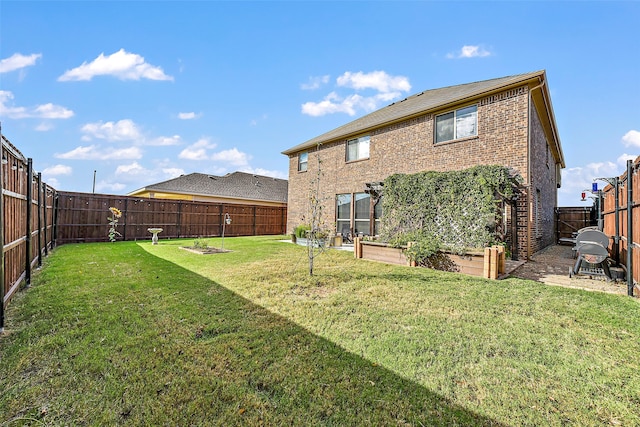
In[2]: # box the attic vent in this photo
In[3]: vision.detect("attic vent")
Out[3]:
[208,176,216,179]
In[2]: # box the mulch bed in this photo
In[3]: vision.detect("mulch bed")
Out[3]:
[179,247,231,255]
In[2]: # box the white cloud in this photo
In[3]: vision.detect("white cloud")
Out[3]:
[55,145,143,160]
[147,135,182,146]
[162,167,184,178]
[302,91,398,117]
[95,180,126,193]
[35,122,54,132]
[239,167,287,180]
[178,138,216,160]
[336,71,411,93]
[617,153,637,164]
[301,71,411,117]
[178,112,201,120]
[44,177,61,188]
[301,75,330,90]
[446,45,492,59]
[211,148,251,166]
[558,155,635,206]
[115,162,147,176]
[0,53,42,73]
[58,48,174,82]
[622,130,640,147]
[0,90,74,119]
[33,103,75,119]
[81,119,142,142]
[42,164,72,175]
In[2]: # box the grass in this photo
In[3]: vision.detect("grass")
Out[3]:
[1,236,639,426]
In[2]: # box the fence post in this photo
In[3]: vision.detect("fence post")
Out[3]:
[627,159,634,297]
[1,125,5,332]
[43,183,48,256]
[37,173,43,267]
[53,191,59,247]
[25,158,33,287]
[122,198,128,241]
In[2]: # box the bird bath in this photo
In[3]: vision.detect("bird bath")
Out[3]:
[148,228,163,245]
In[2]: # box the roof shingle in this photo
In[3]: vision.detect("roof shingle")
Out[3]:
[283,71,546,155]
[130,171,288,203]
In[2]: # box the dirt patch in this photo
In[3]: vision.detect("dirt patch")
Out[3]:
[179,246,231,255]
[508,244,630,296]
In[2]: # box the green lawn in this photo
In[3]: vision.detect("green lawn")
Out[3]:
[1,236,638,426]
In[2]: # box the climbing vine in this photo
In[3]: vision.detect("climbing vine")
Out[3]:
[379,165,519,261]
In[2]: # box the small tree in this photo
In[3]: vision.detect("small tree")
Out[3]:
[304,143,331,275]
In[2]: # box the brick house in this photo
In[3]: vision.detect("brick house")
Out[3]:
[282,71,565,260]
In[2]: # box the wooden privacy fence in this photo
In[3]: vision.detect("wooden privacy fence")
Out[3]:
[2,135,57,330]
[55,192,287,244]
[1,132,287,330]
[555,206,595,243]
[600,156,639,296]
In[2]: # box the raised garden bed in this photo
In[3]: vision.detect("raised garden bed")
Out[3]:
[355,238,505,279]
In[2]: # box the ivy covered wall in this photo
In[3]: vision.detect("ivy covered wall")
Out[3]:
[379,165,517,254]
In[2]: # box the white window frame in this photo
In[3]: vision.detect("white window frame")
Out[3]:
[346,135,370,162]
[298,151,308,172]
[435,105,478,143]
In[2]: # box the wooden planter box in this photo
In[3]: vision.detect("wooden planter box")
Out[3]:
[355,238,505,279]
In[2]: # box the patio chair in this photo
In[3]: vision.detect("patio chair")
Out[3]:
[341,225,353,244]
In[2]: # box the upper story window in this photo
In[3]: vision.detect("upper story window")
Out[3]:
[435,105,477,143]
[346,135,370,162]
[298,151,308,172]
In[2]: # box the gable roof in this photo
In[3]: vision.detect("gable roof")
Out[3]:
[283,70,564,167]
[128,171,288,203]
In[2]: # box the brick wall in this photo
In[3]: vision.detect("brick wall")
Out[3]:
[529,97,559,255]
[287,84,557,259]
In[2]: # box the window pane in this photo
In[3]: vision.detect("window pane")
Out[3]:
[354,220,369,235]
[346,136,370,161]
[354,193,370,219]
[436,112,454,143]
[347,140,358,161]
[456,105,477,138]
[359,136,370,159]
[298,152,308,171]
[337,220,351,235]
[336,194,351,220]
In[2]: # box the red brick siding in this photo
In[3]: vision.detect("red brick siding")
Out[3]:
[287,84,556,259]
[529,97,559,254]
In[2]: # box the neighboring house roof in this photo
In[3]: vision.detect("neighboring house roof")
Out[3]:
[283,70,564,167]
[128,171,288,204]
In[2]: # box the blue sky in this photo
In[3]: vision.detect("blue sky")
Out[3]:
[1,1,638,207]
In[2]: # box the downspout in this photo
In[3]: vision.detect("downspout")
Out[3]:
[527,78,545,259]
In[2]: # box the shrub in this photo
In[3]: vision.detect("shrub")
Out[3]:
[294,224,311,239]
[388,230,441,265]
[193,237,209,249]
